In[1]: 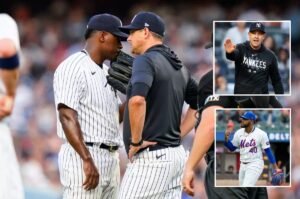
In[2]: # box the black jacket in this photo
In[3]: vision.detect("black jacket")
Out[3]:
[226,41,284,94]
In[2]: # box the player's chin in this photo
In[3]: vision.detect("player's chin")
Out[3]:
[110,51,120,61]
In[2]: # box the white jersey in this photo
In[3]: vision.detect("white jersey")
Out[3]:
[0,14,20,51]
[53,50,122,146]
[0,13,24,199]
[0,14,21,94]
[231,127,270,163]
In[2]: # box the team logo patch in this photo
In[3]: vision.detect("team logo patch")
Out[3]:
[256,22,261,28]
[204,95,220,105]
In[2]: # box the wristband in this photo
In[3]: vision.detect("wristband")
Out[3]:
[130,139,143,146]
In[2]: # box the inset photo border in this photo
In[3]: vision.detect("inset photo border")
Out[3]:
[213,20,291,96]
[214,108,291,187]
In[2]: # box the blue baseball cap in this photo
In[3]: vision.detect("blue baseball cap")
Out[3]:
[86,14,128,41]
[119,12,165,37]
[249,22,265,33]
[240,111,257,121]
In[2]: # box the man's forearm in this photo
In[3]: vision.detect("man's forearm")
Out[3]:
[180,107,197,138]
[59,107,91,161]
[185,106,220,170]
[119,102,126,123]
[128,96,146,143]
[0,69,19,97]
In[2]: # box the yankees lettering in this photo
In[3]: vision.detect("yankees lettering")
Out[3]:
[0,13,24,199]
[224,22,284,94]
[53,14,127,199]
[224,111,282,186]
[118,12,198,199]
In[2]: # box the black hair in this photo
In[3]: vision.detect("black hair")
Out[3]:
[84,29,97,40]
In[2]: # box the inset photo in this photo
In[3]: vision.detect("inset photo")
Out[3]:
[215,109,291,187]
[213,21,291,96]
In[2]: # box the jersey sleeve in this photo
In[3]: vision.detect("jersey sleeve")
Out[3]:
[204,96,234,109]
[231,131,239,147]
[261,131,271,149]
[269,53,284,94]
[130,55,154,97]
[197,70,213,107]
[0,14,20,51]
[184,77,198,110]
[53,62,86,111]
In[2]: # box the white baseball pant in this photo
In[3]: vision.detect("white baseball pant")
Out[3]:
[58,143,120,199]
[239,159,264,186]
[118,145,187,199]
[0,122,24,199]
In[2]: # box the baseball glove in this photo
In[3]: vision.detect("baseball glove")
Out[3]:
[107,51,134,94]
[271,169,284,185]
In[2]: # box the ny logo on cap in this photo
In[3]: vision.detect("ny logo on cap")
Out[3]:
[144,23,149,27]
[256,23,261,28]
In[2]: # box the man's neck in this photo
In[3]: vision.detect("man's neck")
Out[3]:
[85,42,104,65]
[245,125,254,134]
[141,40,163,54]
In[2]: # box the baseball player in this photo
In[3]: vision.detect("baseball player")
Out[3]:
[182,69,281,198]
[224,111,282,186]
[224,22,284,94]
[53,14,128,199]
[117,12,198,198]
[0,13,24,199]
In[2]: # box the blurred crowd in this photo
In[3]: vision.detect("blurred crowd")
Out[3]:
[2,0,300,198]
[216,110,290,132]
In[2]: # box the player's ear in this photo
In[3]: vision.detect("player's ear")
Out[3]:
[98,31,106,43]
[144,27,150,38]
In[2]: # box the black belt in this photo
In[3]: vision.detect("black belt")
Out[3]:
[85,142,118,152]
[241,162,250,164]
[148,144,179,151]
[136,144,179,154]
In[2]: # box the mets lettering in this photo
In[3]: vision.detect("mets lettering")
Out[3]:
[240,139,256,148]
[243,56,267,70]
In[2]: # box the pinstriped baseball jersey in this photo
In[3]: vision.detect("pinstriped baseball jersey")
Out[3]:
[54,49,122,199]
[53,50,122,146]
[231,127,270,163]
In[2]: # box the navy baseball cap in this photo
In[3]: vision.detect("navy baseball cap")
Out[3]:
[86,14,128,41]
[240,111,257,121]
[119,12,165,37]
[249,22,265,33]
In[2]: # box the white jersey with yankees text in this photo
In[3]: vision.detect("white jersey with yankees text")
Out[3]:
[231,127,270,163]
[54,51,122,146]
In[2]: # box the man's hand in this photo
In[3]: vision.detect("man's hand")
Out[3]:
[225,120,234,142]
[82,158,99,190]
[128,140,157,162]
[0,95,14,120]
[182,167,195,196]
[224,39,236,53]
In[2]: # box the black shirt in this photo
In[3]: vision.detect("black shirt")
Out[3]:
[197,70,283,152]
[226,41,284,94]
[123,44,198,153]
